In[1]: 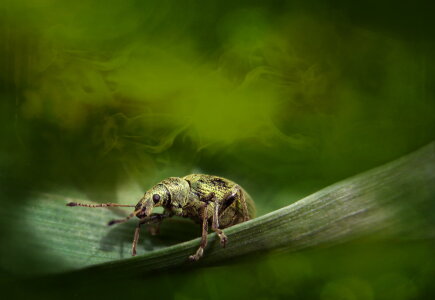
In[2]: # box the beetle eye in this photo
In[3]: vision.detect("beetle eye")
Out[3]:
[152,194,160,204]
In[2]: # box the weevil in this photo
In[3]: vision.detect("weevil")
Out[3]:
[67,174,255,261]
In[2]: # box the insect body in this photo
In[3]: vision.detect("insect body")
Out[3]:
[67,174,255,261]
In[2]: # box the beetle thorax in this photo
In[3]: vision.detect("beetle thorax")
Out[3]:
[161,177,190,208]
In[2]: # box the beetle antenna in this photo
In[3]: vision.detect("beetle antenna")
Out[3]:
[107,211,138,226]
[66,202,135,208]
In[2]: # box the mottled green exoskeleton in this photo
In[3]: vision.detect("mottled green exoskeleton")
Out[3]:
[67,174,255,261]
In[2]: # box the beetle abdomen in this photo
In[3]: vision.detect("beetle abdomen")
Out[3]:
[183,174,255,227]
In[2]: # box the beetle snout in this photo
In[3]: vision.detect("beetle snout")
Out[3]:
[135,201,154,219]
[136,210,146,219]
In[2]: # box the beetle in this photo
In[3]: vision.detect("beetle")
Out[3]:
[66,174,255,261]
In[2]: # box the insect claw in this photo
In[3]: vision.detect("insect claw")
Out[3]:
[189,248,203,261]
[107,220,117,226]
[66,202,77,206]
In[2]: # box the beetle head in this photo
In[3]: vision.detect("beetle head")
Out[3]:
[107,183,170,226]
[135,184,169,219]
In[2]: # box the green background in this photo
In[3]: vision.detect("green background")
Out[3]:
[1,0,434,299]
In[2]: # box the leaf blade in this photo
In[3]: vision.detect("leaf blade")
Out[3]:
[2,142,434,276]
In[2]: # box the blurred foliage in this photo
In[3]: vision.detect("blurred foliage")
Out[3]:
[0,0,434,299]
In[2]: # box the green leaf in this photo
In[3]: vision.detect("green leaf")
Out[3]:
[1,142,434,276]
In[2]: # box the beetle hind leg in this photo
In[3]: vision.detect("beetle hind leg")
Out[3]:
[212,202,227,247]
[219,185,250,225]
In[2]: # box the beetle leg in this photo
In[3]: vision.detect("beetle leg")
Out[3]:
[132,224,141,256]
[189,202,209,261]
[211,202,228,248]
[131,213,168,256]
[220,185,250,222]
[237,186,250,222]
[200,192,215,203]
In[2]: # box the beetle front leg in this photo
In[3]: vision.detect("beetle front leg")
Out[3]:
[189,203,209,261]
[132,213,168,256]
[211,202,227,247]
